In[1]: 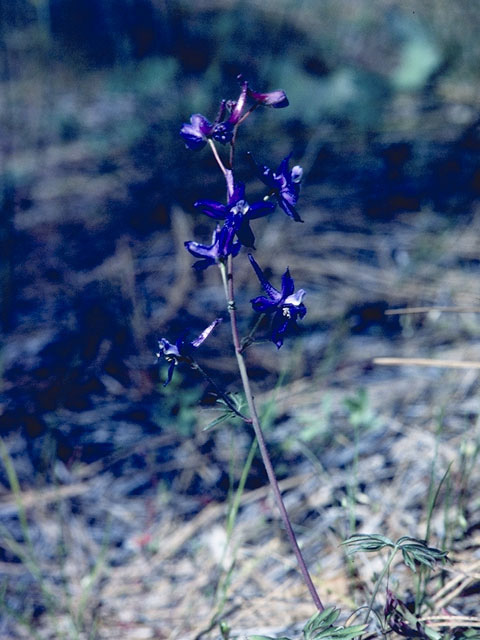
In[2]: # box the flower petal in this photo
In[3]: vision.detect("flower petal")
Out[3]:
[184,240,217,259]
[248,254,282,302]
[278,192,303,222]
[192,257,215,271]
[236,219,256,248]
[191,114,213,135]
[180,126,208,150]
[228,81,248,124]
[180,114,212,150]
[157,338,180,359]
[280,267,295,298]
[291,165,303,183]
[246,200,276,220]
[248,87,289,108]
[277,154,292,178]
[194,199,228,219]
[248,152,276,189]
[228,182,246,206]
[251,295,278,313]
[270,311,291,348]
[191,318,222,348]
[163,360,177,386]
[284,288,306,308]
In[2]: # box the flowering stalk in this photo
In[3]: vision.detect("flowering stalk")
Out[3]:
[219,256,324,612]
[161,76,324,612]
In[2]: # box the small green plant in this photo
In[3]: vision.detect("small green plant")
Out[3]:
[342,388,379,536]
[247,606,366,640]
[342,533,448,634]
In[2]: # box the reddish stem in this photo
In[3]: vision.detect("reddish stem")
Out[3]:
[220,257,324,612]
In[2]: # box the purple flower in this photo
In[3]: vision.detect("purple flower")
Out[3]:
[237,74,289,108]
[250,153,304,222]
[248,254,306,348]
[180,113,234,151]
[194,182,275,248]
[157,318,222,386]
[384,590,427,638]
[180,84,248,151]
[184,224,241,270]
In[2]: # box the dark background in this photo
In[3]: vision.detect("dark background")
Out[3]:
[1,1,480,636]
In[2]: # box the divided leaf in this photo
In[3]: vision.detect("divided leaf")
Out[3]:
[341,533,394,555]
[303,607,366,640]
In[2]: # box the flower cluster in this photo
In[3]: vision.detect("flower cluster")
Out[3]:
[179,76,288,151]
[159,78,326,617]
[159,76,309,383]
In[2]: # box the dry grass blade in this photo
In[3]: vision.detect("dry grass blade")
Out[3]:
[374,357,480,369]
[430,559,480,610]
[418,615,480,629]
[385,306,480,315]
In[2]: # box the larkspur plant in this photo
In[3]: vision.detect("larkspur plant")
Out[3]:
[158,75,325,615]
[157,77,471,640]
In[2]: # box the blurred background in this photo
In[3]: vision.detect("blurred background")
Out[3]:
[1,1,480,637]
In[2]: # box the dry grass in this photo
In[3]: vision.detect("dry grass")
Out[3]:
[2,203,480,639]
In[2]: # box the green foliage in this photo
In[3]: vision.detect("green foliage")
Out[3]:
[342,533,448,572]
[302,608,366,640]
[342,532,394,554]
[343,388,378,431]
[202,393,246,432]
[247,607,366,640]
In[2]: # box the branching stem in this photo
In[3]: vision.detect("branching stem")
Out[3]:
[190,360,251,423]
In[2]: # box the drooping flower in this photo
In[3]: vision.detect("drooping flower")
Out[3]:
[249,153,304,222]
[237,74,289,109]
[184,224,241,270]
[248,254,306,348]
[180,83,248,151]
[157,318,222,386]
[384,590,426,638]
[194,182,275,248]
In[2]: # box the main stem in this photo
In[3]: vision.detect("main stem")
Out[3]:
[220,257,324,612]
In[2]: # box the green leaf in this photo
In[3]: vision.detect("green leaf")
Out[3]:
[342,533,394,554]
[460,630,480,640]
[304,607,341,634]
[202,413,231,432]
[396,537,448,571]
[423,626,442,640]
[303,608,366,640]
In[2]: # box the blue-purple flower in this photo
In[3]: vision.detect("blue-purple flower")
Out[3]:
[184,224,241,270]
[248,254,306,348]
[384,590,425,638]
[237,74,289,109]
[157,318,222,386]
[250,153,304,222]
[194,182,275,248]
[180,84,247,151]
